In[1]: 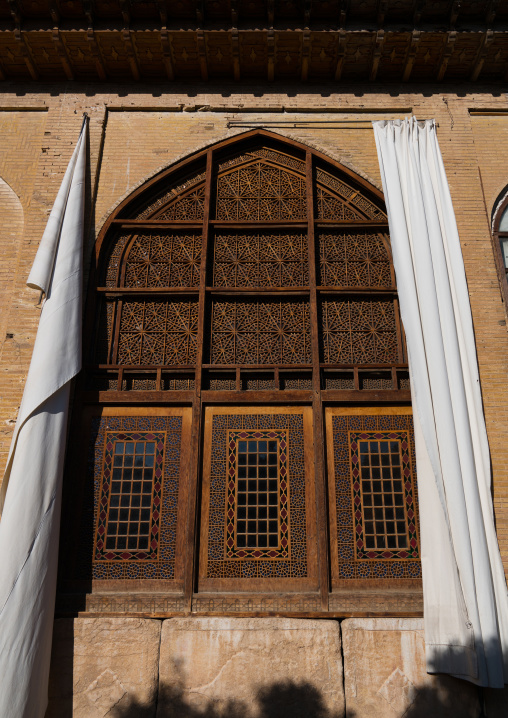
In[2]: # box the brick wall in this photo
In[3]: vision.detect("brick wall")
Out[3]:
[0,86,507,574]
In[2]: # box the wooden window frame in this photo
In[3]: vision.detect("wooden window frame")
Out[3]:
[59,130,420,618]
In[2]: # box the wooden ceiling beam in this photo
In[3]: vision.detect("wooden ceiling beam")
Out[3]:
[486,0,498,24]
[196,29,208,81]
[160,28,174,81]
[436,30,456,81]
[339,0,349,29]
[15,30,39,80]
[195,0,205,25]
[471,29,494,82]
[302,28,311,82]
[413,0,425,26]
[334,29,347,81]
[156,0,167,26]
[52,28,74,81]
[449,0,461,28]
[49,1,60,24]
[7,0,21,25]
[87,28,107,81]
[267,28,275,82]
[268,0,275,26]
[123,29,140,82]
[370,30,385,82]
[402,29,420,82]
[119,0,130,26]
[377,0,388,27]
[231,28,240,81]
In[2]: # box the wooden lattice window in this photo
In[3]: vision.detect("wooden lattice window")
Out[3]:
[62,132,420,617]
[89,131,407,394]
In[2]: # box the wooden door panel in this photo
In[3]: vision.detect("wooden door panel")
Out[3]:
[197,406,318,594]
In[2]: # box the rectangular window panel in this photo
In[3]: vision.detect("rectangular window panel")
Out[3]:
[353,435,418,558]
[326,408,421,585]
[199,407,317,591]
[103,439,158,554]
[61,410,191,586]
[227,432,288,557]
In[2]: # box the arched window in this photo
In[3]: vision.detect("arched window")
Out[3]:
[60,132,421,616]
[492,191,508,303]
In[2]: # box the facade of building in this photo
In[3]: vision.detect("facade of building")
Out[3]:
[1,1,508,716]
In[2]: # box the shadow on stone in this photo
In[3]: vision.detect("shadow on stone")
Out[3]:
[109,679,345,718]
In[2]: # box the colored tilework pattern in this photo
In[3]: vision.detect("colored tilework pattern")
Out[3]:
[94,434,163,560]
[225,430,289,559]
[88,416,182,581]
[331,414,421,580]
[208,413,306,579]
[350,433,419,560]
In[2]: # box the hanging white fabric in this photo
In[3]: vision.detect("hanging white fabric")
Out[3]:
[0,116,87,718]
[373,117,508,688]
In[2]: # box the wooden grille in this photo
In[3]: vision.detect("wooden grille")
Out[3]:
[75,133,415,613]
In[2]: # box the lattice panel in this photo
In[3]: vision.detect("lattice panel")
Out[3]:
[133,169,206,219]
[81,415,182,581]
[216,160,307,220]
[319,231,392,287]
[207,413,307,579]
[95,299,114,364]
[104,234,129,287]
[117,300,198,365]
[218,147,305,175]
[124,232,202,288]
[316,167,387,221]
[213,231,309,288]
[331,413,421,581]
[211,300,311,365]
[157,185,205,221]
[321,299,399,364]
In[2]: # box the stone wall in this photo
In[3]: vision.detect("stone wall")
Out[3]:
[0,86,508,572]
[46,616,507,717]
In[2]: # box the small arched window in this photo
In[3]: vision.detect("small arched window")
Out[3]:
[60,132,421,616]
[493,192,508,302]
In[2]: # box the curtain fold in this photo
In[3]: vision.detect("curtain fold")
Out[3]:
[373,117,508,688]
[0,116,87,718]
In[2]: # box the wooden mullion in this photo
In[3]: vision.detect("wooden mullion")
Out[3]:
[183,149,213,611]
[111,298,123,365]
[306,150,329,611]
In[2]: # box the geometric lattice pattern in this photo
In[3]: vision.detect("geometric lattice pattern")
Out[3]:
[89,416,183,580]
[321,299,399,364]
[319,231,392,287]
[207,413,307,579]
[211,300,312,365]
[331,413,421,580]
[316,167,387,221]
[216,161,307,220]
[134,170,206,220]
[226,430,289,558]
[125,232,202,288]
[95,435,161,560]
[117,300,198,365]
[213,232,309,288]
[351,433,419,559]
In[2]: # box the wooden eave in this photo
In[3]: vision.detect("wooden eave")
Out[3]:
[0,1,507,82]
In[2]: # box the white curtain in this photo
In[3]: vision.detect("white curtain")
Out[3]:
[0,117,87,718]
[373,117,508,687]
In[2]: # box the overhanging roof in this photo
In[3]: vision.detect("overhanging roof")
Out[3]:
[0,0,507,83]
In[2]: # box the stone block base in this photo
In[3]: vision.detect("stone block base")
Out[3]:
[46,617,160,718]
[342,618,482,718]
[157,617,344,718]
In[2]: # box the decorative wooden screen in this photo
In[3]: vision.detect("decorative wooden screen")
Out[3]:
[90,133,407,394]
[325,407,421,591]
[198,406,318,596]
[64,132,419,616]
